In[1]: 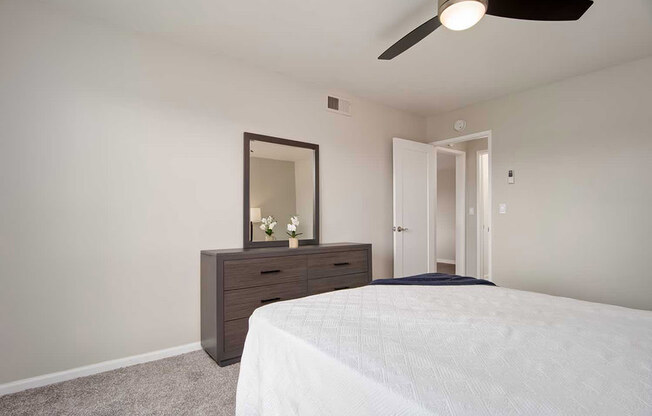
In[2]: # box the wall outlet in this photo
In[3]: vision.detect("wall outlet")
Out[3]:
[499,203,507,214]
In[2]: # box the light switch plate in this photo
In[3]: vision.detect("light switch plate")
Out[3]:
[499,203,507,214]
[469,207,475,215]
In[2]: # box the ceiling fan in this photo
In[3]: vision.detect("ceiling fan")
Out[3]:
[379,0,594,60]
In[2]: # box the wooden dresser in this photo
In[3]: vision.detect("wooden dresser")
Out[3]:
[200,243,372,366]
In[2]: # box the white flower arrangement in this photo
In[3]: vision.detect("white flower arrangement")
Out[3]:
[259,216,277,237]
[286,216,302,239]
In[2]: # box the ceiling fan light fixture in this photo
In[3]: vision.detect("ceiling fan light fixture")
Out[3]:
[439,0,488,31]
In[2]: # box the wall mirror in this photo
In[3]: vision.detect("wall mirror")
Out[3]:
[244,132,319,248]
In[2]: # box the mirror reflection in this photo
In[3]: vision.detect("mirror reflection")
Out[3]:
[249,140,315,242]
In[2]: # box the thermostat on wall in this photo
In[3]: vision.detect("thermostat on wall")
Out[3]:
[454,119,466,132]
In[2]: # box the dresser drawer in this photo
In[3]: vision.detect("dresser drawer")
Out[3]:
[224,281,307,321]
[224,317,249,352]
[224,256,307,290]
[308,273,369,295]
[307,250,368,279]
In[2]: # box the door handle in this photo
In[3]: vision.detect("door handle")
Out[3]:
[393,226,408,232]
[260,297,281,304]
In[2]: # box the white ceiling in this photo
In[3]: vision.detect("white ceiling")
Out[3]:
[41,0,652,116]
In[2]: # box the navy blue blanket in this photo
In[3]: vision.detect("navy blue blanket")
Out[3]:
[370,273,496,287]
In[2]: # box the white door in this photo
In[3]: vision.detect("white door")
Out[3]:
[393,138,436,278]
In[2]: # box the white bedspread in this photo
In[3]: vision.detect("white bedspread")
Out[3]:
[235,285,652,415]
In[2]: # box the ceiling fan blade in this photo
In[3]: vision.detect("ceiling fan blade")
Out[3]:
[486,0,593,21]
[378,16,442,60]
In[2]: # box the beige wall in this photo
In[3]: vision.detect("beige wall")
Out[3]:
[249,157,297,241]
[0,0,425,384]
[436,156,456,262]
[427,56,652,311]
[294,158,314,239]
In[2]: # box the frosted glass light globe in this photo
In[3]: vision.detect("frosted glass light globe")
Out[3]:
[439,0,487,31]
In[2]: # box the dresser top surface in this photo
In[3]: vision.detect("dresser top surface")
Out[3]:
[201,242,370,257]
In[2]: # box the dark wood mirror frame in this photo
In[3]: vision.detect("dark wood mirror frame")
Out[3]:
[243,132,320,248]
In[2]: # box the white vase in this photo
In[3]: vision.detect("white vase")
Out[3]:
[265,234,275,242]
[288,237,299,248]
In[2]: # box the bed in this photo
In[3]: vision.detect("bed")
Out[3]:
[235,279,652,415]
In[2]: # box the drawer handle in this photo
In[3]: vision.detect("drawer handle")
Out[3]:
[333,286,350,291]
[333,262,350,266]
[260,269,281,275]
[260,297,281,304]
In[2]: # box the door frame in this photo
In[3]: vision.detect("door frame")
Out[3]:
[434,146,466,276]
[431,130,492,281]
[476,149,489,279]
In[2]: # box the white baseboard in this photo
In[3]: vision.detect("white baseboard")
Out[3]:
[437,258,456,265]
[0,342,202,397]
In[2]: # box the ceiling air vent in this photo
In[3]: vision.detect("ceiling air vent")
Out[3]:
[327,95,351,116]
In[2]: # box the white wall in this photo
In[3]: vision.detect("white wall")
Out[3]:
[427,56,652,311]
[0,0,425,384]
[436,155,456,262]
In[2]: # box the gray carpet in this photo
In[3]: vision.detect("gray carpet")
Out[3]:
[0,351,239,416]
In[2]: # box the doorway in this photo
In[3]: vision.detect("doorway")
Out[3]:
[477,150,490,279]
[435,147,465,275]
[392,131,491,280]
[431,131,492,280]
